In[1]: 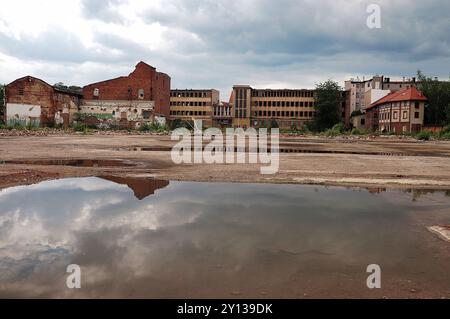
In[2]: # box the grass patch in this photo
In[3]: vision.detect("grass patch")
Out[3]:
[416,131,432,141]
[139,122,169,133]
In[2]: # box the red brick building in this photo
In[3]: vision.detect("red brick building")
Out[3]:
[5,76,82,127]
[365,87,427,134]
[82,61,171,119]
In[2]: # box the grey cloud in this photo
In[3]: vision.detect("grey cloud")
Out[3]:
[142,0,450,61]
[0,0,449,99]
[81,0,128,24]
[0,30,134,64]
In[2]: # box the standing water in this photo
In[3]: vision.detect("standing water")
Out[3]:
[0,177,449,298]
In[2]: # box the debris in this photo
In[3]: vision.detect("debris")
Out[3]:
[427,225,450,242]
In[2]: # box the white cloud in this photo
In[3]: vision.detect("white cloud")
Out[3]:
[0,0,449,98]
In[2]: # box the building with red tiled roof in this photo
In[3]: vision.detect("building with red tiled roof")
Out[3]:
[365,87,427,134]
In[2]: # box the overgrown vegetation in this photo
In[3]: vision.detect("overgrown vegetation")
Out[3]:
[351,128,369,135]
[72,123,89,133]
[170,119,195,130]
[313,79,343,131]
[416,130,431,141]
[323,123,345,137]
[139,122,169,133]
[417,70,450,126]
[54,82,82,94]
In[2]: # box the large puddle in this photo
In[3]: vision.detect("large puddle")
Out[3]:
[0,178,449,298]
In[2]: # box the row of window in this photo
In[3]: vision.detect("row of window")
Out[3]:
[170,92,209,98]
[253,111,316,118]
[384,101,420,108]
[92,88,146,100]
[252,90,314,98]
[379,110,419,121]
[170,101,209,106]
[170,111,208,116]
[253,101,314,107]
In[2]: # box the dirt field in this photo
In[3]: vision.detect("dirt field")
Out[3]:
[1,132,450,190]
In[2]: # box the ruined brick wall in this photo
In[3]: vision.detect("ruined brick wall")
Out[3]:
[154,72,171,118]
[53,90,82,127]
[5,77,82,127]
[5,77,54,125]
[365,108,379,131]
[83,62,156,101]
[83,62,170,120]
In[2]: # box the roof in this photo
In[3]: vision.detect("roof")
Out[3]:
[7,76,82,97]
[83,61,157,88]
[367,87,427,110]
[171,89,216,92]
[54,87,83,97]
[6,75,53,89]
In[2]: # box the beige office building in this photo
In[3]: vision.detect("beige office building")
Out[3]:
[169,89,219,127]
[231,86,317,129]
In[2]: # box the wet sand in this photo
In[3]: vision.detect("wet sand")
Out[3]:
[1,134,450,190]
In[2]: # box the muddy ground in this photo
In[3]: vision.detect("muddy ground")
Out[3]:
[1,133,450,190]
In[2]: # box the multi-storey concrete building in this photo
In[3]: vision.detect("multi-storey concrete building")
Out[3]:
[169,89,219,127]
[365,87,427,134]
[82,61,170,128]
[212,101,233,127]
[230,86,317,129]
[230,86,350,129]
[4,76,82,127]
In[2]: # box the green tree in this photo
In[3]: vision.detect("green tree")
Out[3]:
[313,79,343,131]
[417,70,450,125]
[54,82,68,89]
[54,82,82,93]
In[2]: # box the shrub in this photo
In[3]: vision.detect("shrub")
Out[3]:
[26,122,39,131]
[170,119,193,130]
[139,122,169,133]
[72,123,88,133]
[416,131,431,141]
[439,131,450,140]
[323,122,346,136]
[331,122,345,133]
[441,125,450,134]
[351,128,367,135]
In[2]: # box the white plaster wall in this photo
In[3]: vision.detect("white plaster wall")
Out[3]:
[6,103,41,125]
[80,100,155,121]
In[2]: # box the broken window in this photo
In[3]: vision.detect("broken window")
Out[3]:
[93,88,99,97]
[143,111,151,119]
[138,89,144,100]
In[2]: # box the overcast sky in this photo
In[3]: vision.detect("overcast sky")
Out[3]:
[0,0,449,100]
